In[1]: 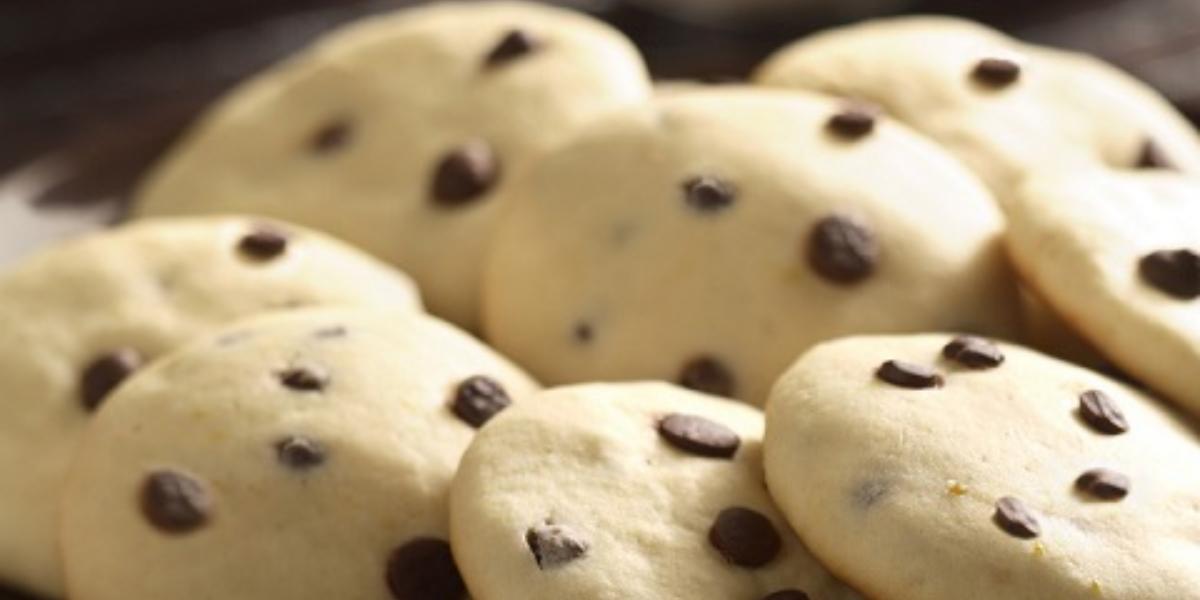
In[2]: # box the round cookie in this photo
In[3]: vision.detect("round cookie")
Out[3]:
[754,16,1200,203]
[765,333,1200,599]
[483,88,1020,404]
[450,381,863,600]
[1007,168,1200,418]
[0,216,420,598]
[135,1,652,329]
[59,308,538,600]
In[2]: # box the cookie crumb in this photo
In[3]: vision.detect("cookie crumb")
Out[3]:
[946,480,969,496]
[1031,541,1046,557]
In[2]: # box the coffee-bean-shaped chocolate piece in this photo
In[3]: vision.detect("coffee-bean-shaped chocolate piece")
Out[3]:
[1078,389,1129,435]
[279,366,329,392]
[762,591,811,600]
[942,335,1005,369]
[1137,138,1176,170]
[430,140,500,207]
[238,227,289,260]
[385,538,466,600]
[657,413,741,459]
[484,29,541,68]
[275,436,327,470]
[141,470,212,534]
[80,348,144,411]
[992,496,1040,539]
[526,522,589,569]
[682,175,737,213]
[1076,468,1131,501]
[451,375,512,428]
[1139,249,1200,300]
[826,104,877,139]
[807,214,879,284]
[308,118,353,155]
[677,356,736,398]
[971,57,1021,88]
[876,360,943,389]
[708,507,782,568]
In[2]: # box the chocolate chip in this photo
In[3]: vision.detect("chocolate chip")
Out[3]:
[1078,389,1129,435]
[807,214,878,284]
[1137,138,1176,170]
[826,104,877,139]
[80,348,143,411]
[484,29,541,68]
[876,360,943,389]
[309,118,353,155]
[993,496,1040,539]
[1139,249,1200,300]
[450,375,511,428]
[430,140,499,207]
[682,175,737,213]
[971,57,1021,88]
[141,470,212,534]
[1075,468,1131,501]
[572,322,593,343]
[238,227,289,260]
[278,366,329,392]
[762,591,811,600]
[275,436,326,470]
[708,507,782,568]
[526,522,589,569]
[942,335,1005,369]
[385,538,466,600]
[677,356,736,398]
[657,413,740,459]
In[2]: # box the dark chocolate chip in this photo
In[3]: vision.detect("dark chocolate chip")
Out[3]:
[385,538,466,600]
[309,118,354,155]
[942,335,1005,369]
[807,214,878,284]
[484,29,541,68]
[572,322,594,343]
[992,496,1040,539]
[451,375,511,428]
[682,175,737,213]
[1075,468,1131,501]
[876,360,943,389]
[1139,249,1200,300]
[279,366,329,392]
[1137,138,1176,170]
[430,140,499,207]
[526,522,589,569]
[677,356,736,398]
[275,436,326,470]
[826,104,877,139]
[141,470,212,534]
[238,227,289,260]
[762,591,811,600]
[80,348,143,411]
[657,413,741,459]
[1078,389,1129,435]
[971,57,1021,88]
[708,507,782,568]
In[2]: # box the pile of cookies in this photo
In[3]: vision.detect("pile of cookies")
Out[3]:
[2,2,1199,599]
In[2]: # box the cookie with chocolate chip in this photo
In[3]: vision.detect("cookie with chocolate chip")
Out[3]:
[1008,168,1200,418]
[450,382,862,600]
[0,216,421,598]
[765,333,1200,599]
[135,1,651,329]
[483,88,1019,404]
[59,309,537,600]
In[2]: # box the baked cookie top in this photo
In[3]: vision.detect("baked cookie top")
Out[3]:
[1007,168,1200,418]
[0,216,420,597]
[450,381,863,600]
[135,0,651,328]
[59,308,537,600]
[483,87,1020,404]
[765,333,1200,600]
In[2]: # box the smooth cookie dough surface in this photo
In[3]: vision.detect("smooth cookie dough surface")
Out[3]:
[60,308,538,600]
[483,88,1020,404]
[1007,169,1200,418]
[0,216,420,598]
[766,334,1200,600]
[450,382,863,600]
[135,1,651,329]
